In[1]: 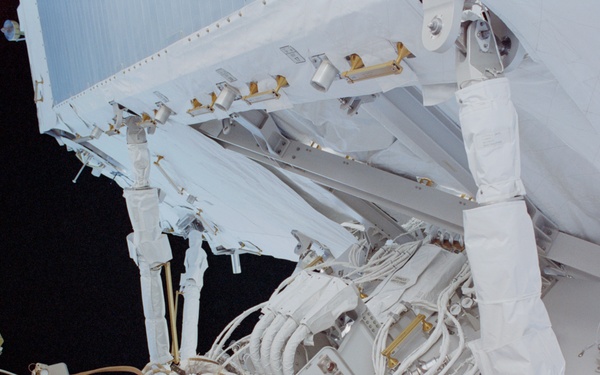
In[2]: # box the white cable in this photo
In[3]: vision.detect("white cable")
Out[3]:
[438,304,467,375]
[208,302,267,359]
[260,314,286,374]
[373,318,394,375]
[269,318,299,375]
[215,335,251,361]
[437,310,465,375]
[425,323,450,375]
[221,342,250,372]
[249,312,276,374]
[392,264,471,375]
[0,369,18,375]
[282,325,311,375]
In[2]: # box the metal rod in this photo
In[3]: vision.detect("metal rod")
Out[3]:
[164,262,180,364]
[72,159,88,184]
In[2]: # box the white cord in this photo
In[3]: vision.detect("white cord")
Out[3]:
[208,302,267,359]
[392,264,471,375]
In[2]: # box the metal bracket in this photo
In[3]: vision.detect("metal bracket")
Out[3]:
[456,18,503,88]
[339,94,377,116]
[230,110,290,156]
[422,0,464,52]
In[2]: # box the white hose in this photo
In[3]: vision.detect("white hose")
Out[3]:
[249,312,276,374]
[373,318,393,375]
[425,323,450,375]
[208,302,267,359]
[437,310,466,375]
[221,342,250,372]
[282,325,311,375]
[269,318,299,375]
[393,264,471,375]
[260,314,286,374]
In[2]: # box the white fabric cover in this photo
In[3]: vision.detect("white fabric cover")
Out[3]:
[123,188,162,245]
[127,142,151,189]
[124,187,174,364]
[456,78,525,204]
[179,231,209,360]
[464,201,564,374]
[137,260,173,365]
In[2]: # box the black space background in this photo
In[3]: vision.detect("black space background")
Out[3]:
[0,3,295,373]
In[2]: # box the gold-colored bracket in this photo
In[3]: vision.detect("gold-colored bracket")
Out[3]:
[187,92,217,116]
[381,313,433,368]
[139,112,156,127]
[106,123,121,136]
[34,78,44,103]
[243,75,289,104]
[342,42,411,83]
[164,262,180,365]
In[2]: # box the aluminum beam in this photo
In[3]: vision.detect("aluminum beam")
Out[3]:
[362,87,478,194]
[195,120,477,234]
[546,232,600,279]
[327,189,413,243]
[193,119,600,279]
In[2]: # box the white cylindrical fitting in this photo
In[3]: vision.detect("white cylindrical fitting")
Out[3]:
[311,59,339,92]
[155,105,172,124]
[215,85,238,111]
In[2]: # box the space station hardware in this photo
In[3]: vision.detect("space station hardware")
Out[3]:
[12,0,600,373]
[446,2,563,372]
[200,240,476,375]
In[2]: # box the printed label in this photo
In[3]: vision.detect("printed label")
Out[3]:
[280,45,306,64]
[216,68,237,83]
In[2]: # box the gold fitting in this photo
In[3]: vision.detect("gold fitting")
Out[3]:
[342,42,411,83]
[190,98,202,109]
[348,54,365,70]
[243,75,289,105]
[188,95,216,116]
[395,42,412,65]
[154,155,164,165]
[418,177,434,187]
[305,255,324,268]
[387,357,399,369]
[248,81,259,95]
[107,124,121,134]
[358,287,368,299]
[141,112,153,123]
[275,75,289,90]
[422,320,433,333]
